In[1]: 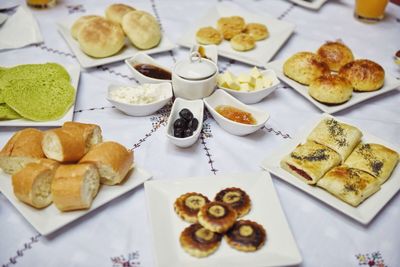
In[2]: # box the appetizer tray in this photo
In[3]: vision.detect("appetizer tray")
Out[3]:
[0,167,152,236]
[288,0,328,10]
[145,172,302,267]
[266,59,400,114]
[261,114,400,225]
[0,63,80,127]
[57,17,176,69]
[177,2,295,67]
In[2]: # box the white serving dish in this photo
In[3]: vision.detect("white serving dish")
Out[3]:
[177,2,295,67]
[107,83,173,117]
[125,53,172,84]
[289,0,328,10]
[261,114,400,225]
[0,63,80,127]
[203,89,269,136]
[266,59,400,114]
[219,69,280,104]
[190,44,218,63]
[0,167,152,236]
[144,171,302,267]
[166,98,204,148]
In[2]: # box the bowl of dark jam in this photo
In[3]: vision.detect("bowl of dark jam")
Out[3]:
[125,53,172,84]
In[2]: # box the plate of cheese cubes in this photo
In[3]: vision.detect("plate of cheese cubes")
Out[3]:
[217,67,280,104]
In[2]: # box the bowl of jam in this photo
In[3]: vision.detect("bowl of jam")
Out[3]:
[125,53,172,84]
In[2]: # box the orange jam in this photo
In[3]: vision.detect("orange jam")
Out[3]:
[215,105,256,125]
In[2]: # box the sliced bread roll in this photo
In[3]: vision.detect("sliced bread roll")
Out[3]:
[0,128,45,174]
[79,141,133,185]
[12,159,59,209]
[42,127,86,163]
[62,121,103,152]
[52,163,100,211]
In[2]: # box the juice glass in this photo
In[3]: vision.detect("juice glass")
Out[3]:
[26,0,56,8]
[355,0,389,22]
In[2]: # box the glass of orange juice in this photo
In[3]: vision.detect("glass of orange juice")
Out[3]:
[355,0,389,22]
[26,0,56,8]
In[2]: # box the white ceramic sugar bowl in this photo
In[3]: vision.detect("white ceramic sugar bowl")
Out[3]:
[172,52,218,100]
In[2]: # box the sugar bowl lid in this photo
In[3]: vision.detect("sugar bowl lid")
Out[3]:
[175,52,217,80]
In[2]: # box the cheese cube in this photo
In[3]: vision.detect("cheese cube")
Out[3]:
[263,76,273,87]
[217,74,227,87]
[237,73,253,84]
[254,77,265,90]
[239,83,251,92]
[250,67,262,79]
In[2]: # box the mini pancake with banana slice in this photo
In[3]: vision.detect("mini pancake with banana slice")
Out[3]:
[197,201,237,233]
[174,192,210,223]
[214,187,251,217]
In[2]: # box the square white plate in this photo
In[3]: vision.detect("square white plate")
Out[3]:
[261,114,400,225]
[288,0,327,10]
[145,172,302,267]
[177,3,295,67]
[57,17,176,69]
[266,59,400,114]
[0,63,80,127]
[0,167,152,235]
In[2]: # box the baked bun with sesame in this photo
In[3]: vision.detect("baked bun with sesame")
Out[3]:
[317,41,354,72]
[309,74,353,104]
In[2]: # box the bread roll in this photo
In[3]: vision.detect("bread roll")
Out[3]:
[12,160,59,209]
[283,52,330,85]
[62,121,102,152]
[71,15,102,40]
[317,42,354,72]
[0,128,45,174]
[77,17,125,58]
[217,16,245,40]
[105,3,135,25]
[230,33,256,51]
[79,141,133,185]
[122,10,161,50]
[42,127,86,163]
[309,74,353,104]
[196,27,222,45]
[339,59,385,92]
[52,163,100,211]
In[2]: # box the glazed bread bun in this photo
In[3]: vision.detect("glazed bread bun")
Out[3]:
[230,33,256,51]
[309,74,353,104]
[196,27,223,45]
[122,10,161,49]
[77,17,125,58]
[105,3,135,25]
[79,141,134,185]
[217,16,246,40]
[42,127,86,163]
[244,23,269,41]
[317,41,354,72]
[12,160,59,209]
[0,128,44,175]
[283,52,330,85]
[70,15,102,40]
[62,121,103,152]
[52,163,100,212]
[339,59,385,92]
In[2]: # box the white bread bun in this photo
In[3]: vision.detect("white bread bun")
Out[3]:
[79,141,133,185]
[52,163,100,211]
[309,74,353,104]
[77,17,125,58]
[42,127,86,163]
[0,128,45,175]
[71,15,102,40]
[62,121,103,152]
[105,3,135,25]
[12,159,59,209]
[122,10,161,50]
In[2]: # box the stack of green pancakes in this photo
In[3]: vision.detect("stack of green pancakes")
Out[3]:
[0,63,75,121]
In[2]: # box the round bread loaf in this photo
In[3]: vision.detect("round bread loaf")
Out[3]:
[309,74,353,104]
[283,52,330,85]
[77,17,125,58]
[122,10,161,50]
[196,27,222,45]
[339,59,385,92]
[217,16,245,40]
[105,3,135,25]
[317,41,354,72]
[230,33,255,51]
[244,23,269,41]
[71,15,102,40]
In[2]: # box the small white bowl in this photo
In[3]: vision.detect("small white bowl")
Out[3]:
[203,89,270,136]
[190,44,218,63]
[107,83,173,117]
[125,53,172,84]
[219,69,280,104]
[166,98,204,148]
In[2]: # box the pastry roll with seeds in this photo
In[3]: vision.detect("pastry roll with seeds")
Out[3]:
[174,192,210,223]
[180,223,222,258]
[214,187,251,217]
[225,220,266,252]
[197,201,237,233]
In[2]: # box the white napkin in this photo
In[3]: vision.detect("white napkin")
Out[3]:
[0,5,43,50]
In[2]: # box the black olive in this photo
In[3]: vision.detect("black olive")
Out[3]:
[174,127,184,138]
[188,118,199,131]
[183,128,193,137]
[174,118,187,129]
[179,108,193,121]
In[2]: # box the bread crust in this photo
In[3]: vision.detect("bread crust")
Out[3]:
[339,59,385,91]
[62,121,102,152]
[309,74,353,104]
[317,41,354,72]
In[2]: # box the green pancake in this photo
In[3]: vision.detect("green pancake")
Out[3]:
[0,103,21,120]
[3,78,75,121]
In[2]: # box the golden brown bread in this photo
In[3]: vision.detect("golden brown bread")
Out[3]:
[71,15,102,40]
[244,23,269,41]
[230,33,256,51]
[317,41,354,72]
[105,3,135,25]
[217,16,245,40]
[195,27,223,45]
[62,121,102,152]
[309,74,353,104]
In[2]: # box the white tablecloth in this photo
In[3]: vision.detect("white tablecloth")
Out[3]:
[0,0,399,266]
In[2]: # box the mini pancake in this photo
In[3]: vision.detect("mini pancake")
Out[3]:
[197,201,237,233]
[214,187,251,217]
[196,27,223,45]
[244,23,269,41]
[174,192,210,223]
[230,33,255,51]
[217,16,246,40]
[225,220,267,252]
[180,223,222,258]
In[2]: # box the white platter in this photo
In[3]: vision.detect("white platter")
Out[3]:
[261,114,400,225]
[145,172,302,267]
[266,59,400,114]
[0,167,152,236]
[57,17,176,69]
[177,2,295,67]
[288,0,327,10]
[0,63,80,127]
